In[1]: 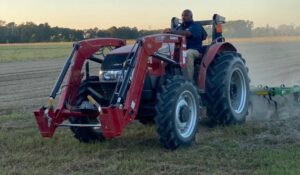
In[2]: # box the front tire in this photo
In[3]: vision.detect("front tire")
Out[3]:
[202,52,250,125]
[155,75,201,150]
[69,79,105,143]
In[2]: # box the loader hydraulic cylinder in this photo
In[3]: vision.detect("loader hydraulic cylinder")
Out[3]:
[115,41,141,105]
[49,44,79,99]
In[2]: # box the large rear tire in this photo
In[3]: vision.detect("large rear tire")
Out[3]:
[69,78,105,143]
[155,75,201,150]
[202,52,250,125]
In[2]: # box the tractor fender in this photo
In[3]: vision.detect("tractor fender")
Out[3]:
[197,42,237,92]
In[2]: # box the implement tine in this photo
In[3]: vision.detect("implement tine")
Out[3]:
[269,95,278,112]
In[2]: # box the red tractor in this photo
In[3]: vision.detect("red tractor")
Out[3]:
[34,14,250,150]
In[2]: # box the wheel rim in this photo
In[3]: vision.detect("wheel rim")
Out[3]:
[175,90,197,138]
[229,68,247,114]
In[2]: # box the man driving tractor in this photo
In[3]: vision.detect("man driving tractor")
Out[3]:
[164,9,208,80]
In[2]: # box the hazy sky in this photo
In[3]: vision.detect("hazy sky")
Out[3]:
[1,0,300,29]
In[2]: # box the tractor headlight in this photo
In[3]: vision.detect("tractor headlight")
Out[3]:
[99,70,125,81]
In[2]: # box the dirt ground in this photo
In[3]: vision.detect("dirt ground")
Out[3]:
[0,59,65,115]
[237,41,300,86]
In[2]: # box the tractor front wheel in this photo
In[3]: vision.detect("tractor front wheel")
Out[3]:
[155,75,201,150]
[69,78,105,143]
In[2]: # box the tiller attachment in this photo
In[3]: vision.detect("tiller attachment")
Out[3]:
[248,85,300,120]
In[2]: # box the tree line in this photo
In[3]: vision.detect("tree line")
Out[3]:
[0,19,300,43]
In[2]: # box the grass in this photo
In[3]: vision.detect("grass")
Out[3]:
[0,113,299,175]
[0,42,71,62]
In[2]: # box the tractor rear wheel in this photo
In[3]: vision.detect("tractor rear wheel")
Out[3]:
[69,77,105,143]
[202,52,250,125]
[155,75,200,150]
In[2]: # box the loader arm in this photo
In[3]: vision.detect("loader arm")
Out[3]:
[34,38,126,137]
[88,34,187,138]
[34,34,187,139]
[57,38,127,109]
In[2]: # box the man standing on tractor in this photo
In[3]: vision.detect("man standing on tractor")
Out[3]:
[164,9,208,80]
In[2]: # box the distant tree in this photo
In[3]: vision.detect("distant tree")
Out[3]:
[0,20,6,42]
[0,19,300,43]
[96,30,111,37]
[252,24,277,37]
[0,20,5,26]
[223,20,253,38]
[277,24,296,36]
[295,26,300,35]
[139,29,162,37]
[84,28,98,39]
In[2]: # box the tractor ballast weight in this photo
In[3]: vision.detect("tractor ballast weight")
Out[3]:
[34,14,250,149]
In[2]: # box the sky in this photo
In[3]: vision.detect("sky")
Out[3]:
[0,0,300,30]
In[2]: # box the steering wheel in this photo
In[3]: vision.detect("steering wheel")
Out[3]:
[95,46,114,57]
[171,17,181,30]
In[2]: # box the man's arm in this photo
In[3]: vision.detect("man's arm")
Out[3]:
[163,28,192,37]
[169,29,192,37]
[201,26,208,41]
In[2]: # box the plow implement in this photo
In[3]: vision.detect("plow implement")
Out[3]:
[248,85,300,120]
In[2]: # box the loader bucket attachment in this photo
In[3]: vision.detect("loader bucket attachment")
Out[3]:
[33,38,126,139]
[34,107,56,137]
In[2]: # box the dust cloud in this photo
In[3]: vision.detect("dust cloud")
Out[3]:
[247,93,300,121]
[235,40,300,143]
[233,41,300,122]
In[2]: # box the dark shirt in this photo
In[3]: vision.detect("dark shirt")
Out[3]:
[179,21,207,53]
